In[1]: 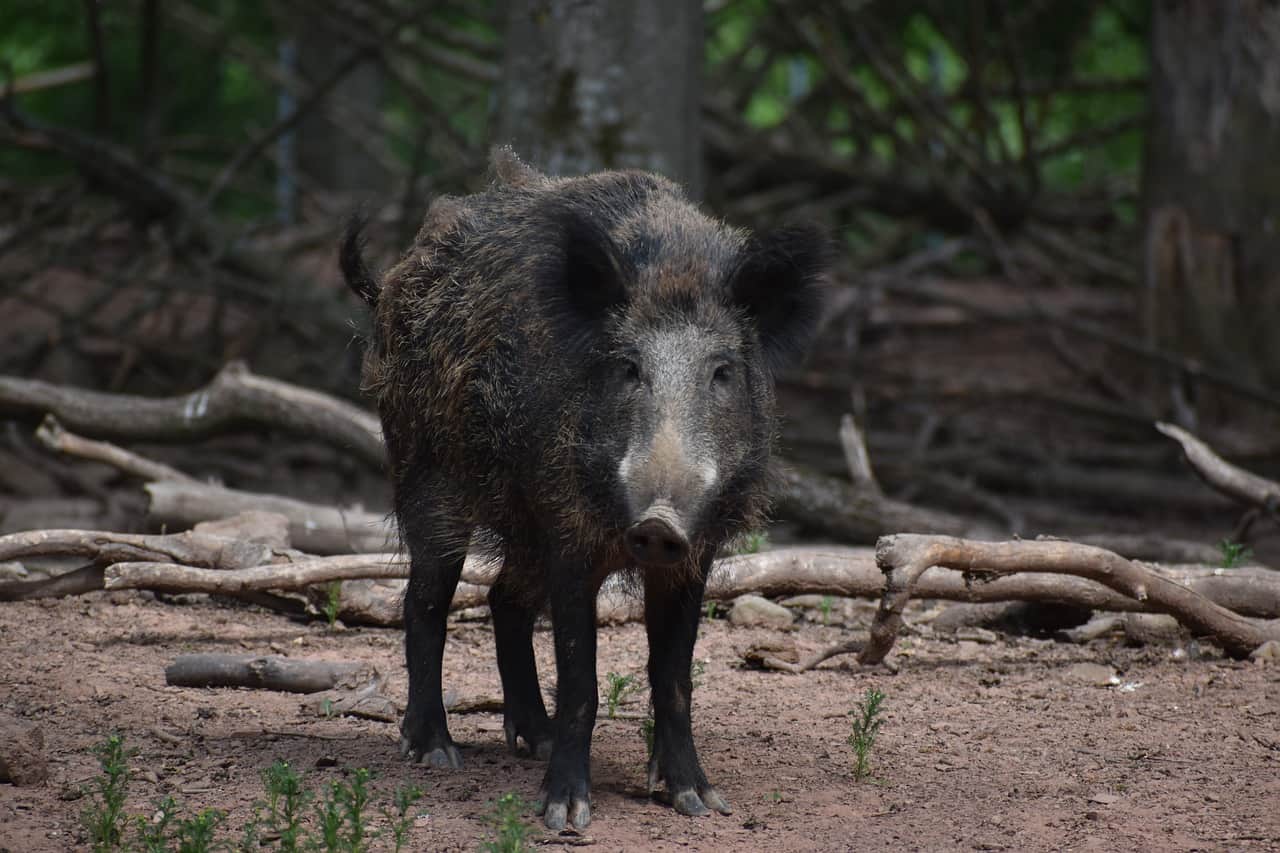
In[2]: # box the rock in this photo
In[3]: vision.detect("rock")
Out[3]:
[0,715,49,786]
[1250,640,1279,662]
[1065,662,1119,687]
[0,561,28,581]
[729,595,796,630]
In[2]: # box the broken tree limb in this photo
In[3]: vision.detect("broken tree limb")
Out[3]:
[839,413,882,496]
[860,535,1280,664]
[0,524,292,574]
[773,463,981,542]
[145,480,394,555]
[0,361,384,468]
[36,415,198,484]
[164,654,380,693]
[1157,421,1280,516]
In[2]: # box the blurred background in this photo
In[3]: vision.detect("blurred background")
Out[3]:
[2,1,1278,557]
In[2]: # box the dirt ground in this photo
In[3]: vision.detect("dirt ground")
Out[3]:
[1,589,1278,852]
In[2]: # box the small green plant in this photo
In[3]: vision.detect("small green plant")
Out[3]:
[640,713,656,756]
[704,600,723,619]
[172,808,225,853]
[480,792,535,853]
[848,687,887,781]
[689,659,706,690]
[767,789,783,803]
[1218,539,1253,568]
[134,796,178,853]
[819,595,834,626]
[383,784,424,853]
[737,530,768,555]
[83,734,132,852]
[603,671,640,718]
[323,581,343,626]
[262,759,310,852]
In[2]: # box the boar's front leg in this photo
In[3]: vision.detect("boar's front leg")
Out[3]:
[489,569,554,760]
[398,499,466,769]
[537,559,599,831]
[643,549,732,817]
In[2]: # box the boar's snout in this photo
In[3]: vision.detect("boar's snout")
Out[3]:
[624,504,691,567]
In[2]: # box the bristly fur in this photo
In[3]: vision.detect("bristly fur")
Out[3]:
[343,149,829,603]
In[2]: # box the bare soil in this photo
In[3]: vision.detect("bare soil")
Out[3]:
[1,590,1278,852]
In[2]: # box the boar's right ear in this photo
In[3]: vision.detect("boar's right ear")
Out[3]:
[552,205,630,320]
[729,223,832,370]
[340,214,380,307]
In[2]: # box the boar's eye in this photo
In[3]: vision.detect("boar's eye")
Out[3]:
[619,358,641,385]
[711,363,733,386]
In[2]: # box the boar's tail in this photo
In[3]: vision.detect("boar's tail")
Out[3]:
[340,214,380,306]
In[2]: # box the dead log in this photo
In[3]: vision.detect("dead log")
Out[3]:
[861,535,1280,664]
[164,654,379,693]
[0,520,292,573]
[0,361,384,468]
[773,463,981,542]
[145,480,393,555]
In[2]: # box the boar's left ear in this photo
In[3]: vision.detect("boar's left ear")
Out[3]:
[554,204,630,320]
[729,223,832,370]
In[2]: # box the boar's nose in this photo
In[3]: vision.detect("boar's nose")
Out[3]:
[625,507,691,567]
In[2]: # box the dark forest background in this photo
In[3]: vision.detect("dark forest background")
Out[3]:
[2,0,1279,555]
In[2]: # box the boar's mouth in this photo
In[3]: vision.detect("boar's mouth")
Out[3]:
[623,502,691,568]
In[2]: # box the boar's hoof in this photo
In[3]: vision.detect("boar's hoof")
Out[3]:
[667,786,732,817]
[538,782,592,830]
[625,515,690,567]
[399,736,463,769]
[504,719,554,761]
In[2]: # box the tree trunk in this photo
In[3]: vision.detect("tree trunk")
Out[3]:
[292,17,389,198]
[1142,1,1280,419]
[495,0,704,197]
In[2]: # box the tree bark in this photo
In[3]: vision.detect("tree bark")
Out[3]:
[1142,1,1280,412]
[495,0,704,196]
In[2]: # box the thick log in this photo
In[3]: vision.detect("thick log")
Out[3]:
[0,361,384,468]
[164,654,379,693]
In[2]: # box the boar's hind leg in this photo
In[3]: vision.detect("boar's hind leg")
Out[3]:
[537,562,600,831]
[489,571,554,759]
[398,507,466,769]
[643,551,732,817]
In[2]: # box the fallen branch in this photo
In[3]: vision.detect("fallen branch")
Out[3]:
[164,654,380,693]
[0,361,384,469]
[1157,422,1280,516]
[36,415,198,484]
[860,535,1280,663]
[773,463,980,542]
[145,480,393,555]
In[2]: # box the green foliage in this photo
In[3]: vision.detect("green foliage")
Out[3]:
[173,808,225,853]
[479,793,535,853]
[640,714,656,757]
[323,582,343,628]
[736,531,768,555]
[1218,539,1254,569]
[848,688,887,781]
[79,739,425,851]
[819,595,834,626]
[603,671,642,719]
[383,785,424,853]
[83,734,133,852]
[690,659,706,690]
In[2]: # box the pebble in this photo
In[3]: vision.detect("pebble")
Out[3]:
[729,595,796,630]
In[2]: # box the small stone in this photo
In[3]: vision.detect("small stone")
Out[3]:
[728,595,796,630]
[1249,640,1279,661]
[0,715,49,786]
[1065,662,1119,687]
[1088,792,1120,805]
[0,561,28,581]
